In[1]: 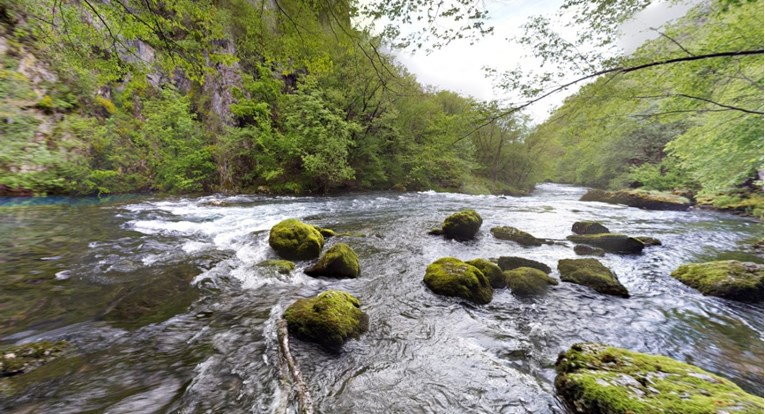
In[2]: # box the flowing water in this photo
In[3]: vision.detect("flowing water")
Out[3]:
[1,184,762,413]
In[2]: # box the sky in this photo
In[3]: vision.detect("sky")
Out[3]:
[390,0,700,123]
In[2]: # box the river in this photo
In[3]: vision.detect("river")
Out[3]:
[1,183,762,413]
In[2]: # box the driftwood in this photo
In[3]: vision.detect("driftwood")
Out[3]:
[277,319,314,414]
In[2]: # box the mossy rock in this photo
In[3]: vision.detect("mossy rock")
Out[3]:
[566,234,644,254]
[268,218,325,260]
[497,256,551,274]
[441,210,482,241]
[571,221,610,235]
[258,259,295,274]
[305,243,360,279]
[558,258,629,298]
[312,226,336,238]
[671,260,763,302]
[427,227,444,236]
[283,290,369,352]
[1,341,67,377]
[504,267,558,296]
[574,244,606,257]
[490,226,543,247]
[466,258,506,289]
[635,236,662,247]
[580,189,690,211]
[555,342,764,414]
[423,257,493,304]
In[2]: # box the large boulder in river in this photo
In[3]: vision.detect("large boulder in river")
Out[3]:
[466,258,506,288]
[441,210,483,241]
[269,218,325,260]
[424,257,493,304]
[557,258,629,297]
[571,221,609,235]
[504,267,558,296]
[671,260,763,302]
[283,290,369,352]
[555,342,764,414]
[491,226,543,247]
[305,243,360,278]
[566,234,644,254]
[497,256,552,274]
[580,188,690,211]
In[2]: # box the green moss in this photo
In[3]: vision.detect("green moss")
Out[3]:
[283,290,369,351]
[268,218,325,260]
[305,243,360,278]
[423,257,493,304]
[312,226,336,238]
[566,234,644,254]
[442,210,482,241]
[555,343,764,414]
[497,256,552,273]
[571,221,610,235]
[557,258,630,297]
[671,260,763,302]
[0,341,67,377]
[573,244,606,257]
[258,259,295,274]
[504,267,558,296]
[580,189,690,211]
[466,258,506,288]
[490,226,543,247]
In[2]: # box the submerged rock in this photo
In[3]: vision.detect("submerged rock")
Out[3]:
[571,221,609,235]
[580,188,690,211]
[504,267,558,295]
[1,341,67,377]
[555,342,764,414]
[497,256,552,274]
[268,218,325,260]
[427,227,444,236]
[671,260,763,302]
[305,243,360,279]
[423,257,493,304]
[491,226,543,247]
[557,258,629,297]
[441,210,483,241]
[283,290,369,351]
[635,236,662,246]
[313,226,336,238]
[466,258,506,289]
[573,244,605,257]
[258,259,295,274]
[566,234,644,254]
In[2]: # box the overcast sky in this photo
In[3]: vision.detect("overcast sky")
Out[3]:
[391,0,699,123]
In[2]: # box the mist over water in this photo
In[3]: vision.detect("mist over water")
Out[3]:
[1,184,762,413]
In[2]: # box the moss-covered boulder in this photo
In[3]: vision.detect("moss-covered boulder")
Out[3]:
[441,210,483,241]
[305,243,360,279]
[573,244,606,257]
[571,221,609,235]
[558,258,629,297]
[257,259,295,274]
[491,226,543,247]
[555,343,764,414]
[268,218,325,260]
[283,290,369,351]
[566,234,644,254]
[423,257,493,304]
[313,226,336,238]
[497,256,552,274]
[635,236,662,246]
[580,189,691,211]
[466,258,506,289]
[504,267,558,295]
[671,260,763,302]
[1,341,67,377]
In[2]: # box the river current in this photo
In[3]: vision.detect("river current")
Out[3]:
[1,183,762,413]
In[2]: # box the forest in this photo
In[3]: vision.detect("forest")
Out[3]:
[0,0,762,214]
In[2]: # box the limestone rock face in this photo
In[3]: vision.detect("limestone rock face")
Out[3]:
[491,226,543,247]
[580,189,690,211]
[441,210,483,241]
[268,218,325,260]
[305,243,360,279]
[283,290,369,352]
[504,267,558,296]
[671,260,763,302]
[423,257,493,304]
[571,221,609,235]
[555,343,764,414]
[566,234,644,254]
[557,258,629,297]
